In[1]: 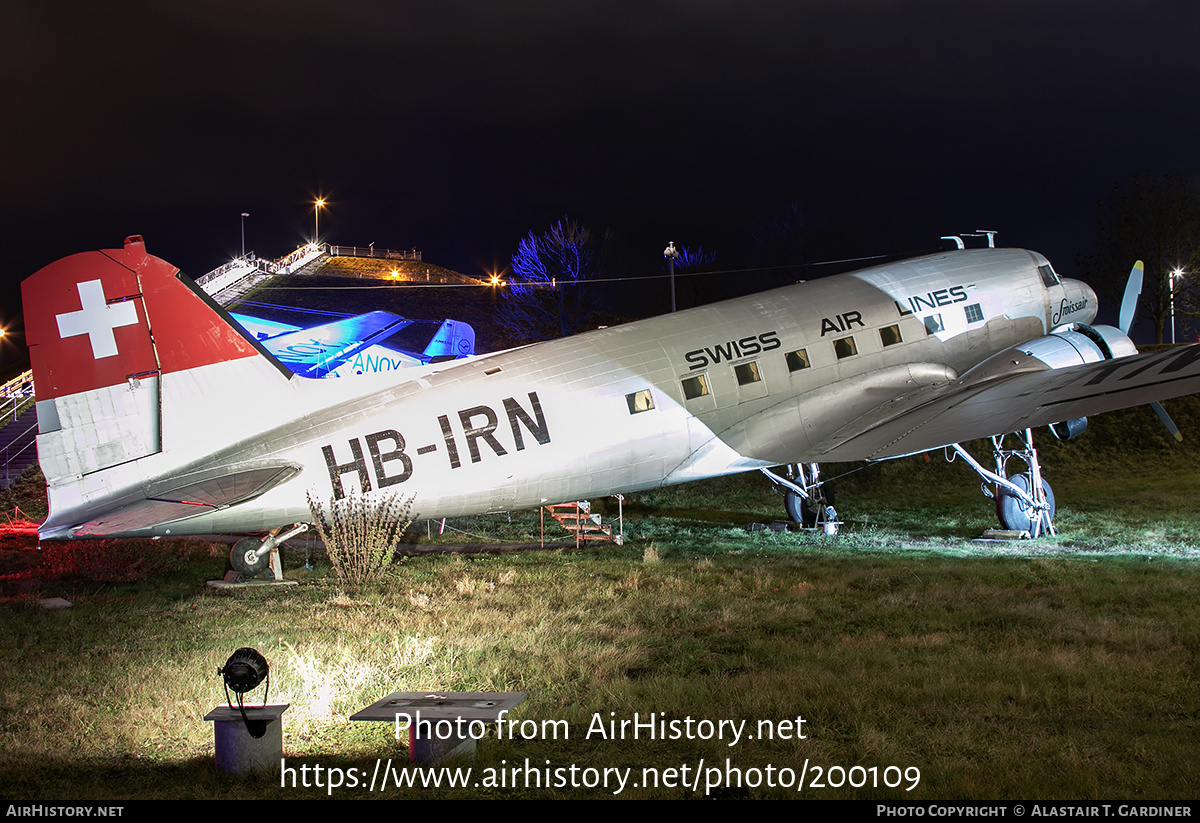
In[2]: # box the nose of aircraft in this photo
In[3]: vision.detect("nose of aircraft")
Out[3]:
[1054,279,1098,327]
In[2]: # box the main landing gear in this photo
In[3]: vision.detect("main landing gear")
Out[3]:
[764,428,1060,538]
[762,463,839,533]
[947,428,1056,538]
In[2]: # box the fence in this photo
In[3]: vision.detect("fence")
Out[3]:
[327,245,421,261]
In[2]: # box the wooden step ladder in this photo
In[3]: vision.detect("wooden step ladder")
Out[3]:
[542,497,624,547]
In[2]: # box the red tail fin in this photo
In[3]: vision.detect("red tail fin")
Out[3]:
[23,235,267,401]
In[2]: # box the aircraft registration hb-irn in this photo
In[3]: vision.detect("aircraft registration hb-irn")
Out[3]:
[22,235,1200,574]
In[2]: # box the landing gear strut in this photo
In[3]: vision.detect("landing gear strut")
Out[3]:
[762,463,839,533]
[948,428,1056,538]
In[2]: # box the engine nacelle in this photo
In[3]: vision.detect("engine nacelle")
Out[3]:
[958,324,1137,441]
[1022,324,1138,440]
[1050,417,1088,441]
[1017,324,1138,369]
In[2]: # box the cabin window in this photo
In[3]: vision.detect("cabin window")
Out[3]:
[735,361,761,385]
[1039,264,1060,287]
[924,314,944,335]
[786,349,811,372]
[626,389,655,414]
[834,336,857,359]
[964,303,984,324]
[880,324,903,347]
[681,375,710,400]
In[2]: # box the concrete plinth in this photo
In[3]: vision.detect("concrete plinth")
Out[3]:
[204,704,289,773]
[351,692,525,764]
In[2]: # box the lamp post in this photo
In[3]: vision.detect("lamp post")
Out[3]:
[240,213,249,259]
[1171,268,1185,344]
[314,198,325,247]
[664,241,679,313]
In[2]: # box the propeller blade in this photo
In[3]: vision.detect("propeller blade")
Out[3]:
[1118,260,1144,334]
[1151,401,1184,442]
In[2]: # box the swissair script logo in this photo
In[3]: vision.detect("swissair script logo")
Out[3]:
[56,280,139,359]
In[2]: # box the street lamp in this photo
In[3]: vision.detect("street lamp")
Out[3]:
[314,198,325,246]
[1170,268,1185,344]
[240,213,249,259]
[664,241,680,313]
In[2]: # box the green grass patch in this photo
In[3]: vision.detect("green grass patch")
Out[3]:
[3,508,1199,799]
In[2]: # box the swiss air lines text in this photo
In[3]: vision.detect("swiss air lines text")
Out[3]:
[321,391,550,499]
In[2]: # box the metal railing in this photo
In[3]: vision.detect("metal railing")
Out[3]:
[195,254,271,286]
[1,395,33,424]
[327,245,421,261]
[0,372,34,400]
[3,425,36,486]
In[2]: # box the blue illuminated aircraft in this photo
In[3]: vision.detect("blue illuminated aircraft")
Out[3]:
[230,311,475,379]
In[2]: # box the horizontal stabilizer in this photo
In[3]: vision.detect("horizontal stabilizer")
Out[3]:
[55,465,300,538]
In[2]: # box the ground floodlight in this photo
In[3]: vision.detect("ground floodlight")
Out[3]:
[218,648,271,738]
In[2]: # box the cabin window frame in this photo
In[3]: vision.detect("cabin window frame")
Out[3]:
[786,348,811,372]
[734,361,762,385]
[626,389,655,414]
[681,374,710,400]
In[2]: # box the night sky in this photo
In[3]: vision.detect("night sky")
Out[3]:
[5,1,1200,358]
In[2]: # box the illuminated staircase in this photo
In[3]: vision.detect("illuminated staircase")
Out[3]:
[0,406,37,490]
[542,499,623,546]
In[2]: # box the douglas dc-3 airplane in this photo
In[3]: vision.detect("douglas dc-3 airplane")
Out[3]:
[22,235,1200,574]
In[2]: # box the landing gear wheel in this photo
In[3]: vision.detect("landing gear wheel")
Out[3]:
[785,485,836,528]
[995,473,1055,533]
[231,537,268,577]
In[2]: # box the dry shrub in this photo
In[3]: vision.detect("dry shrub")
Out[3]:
[307,490,415,588]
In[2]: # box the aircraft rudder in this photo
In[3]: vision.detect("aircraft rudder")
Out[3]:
[424,319,476,359]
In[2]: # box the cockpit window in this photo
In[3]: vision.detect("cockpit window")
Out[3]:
[1039,264,1060,287]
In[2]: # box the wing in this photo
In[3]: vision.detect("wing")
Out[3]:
[257,311,414,378]
[809,343,1200,461]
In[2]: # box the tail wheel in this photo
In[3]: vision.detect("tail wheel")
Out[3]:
[995,473,1055,533]
[231,537,268,577]
[785,484,836,527]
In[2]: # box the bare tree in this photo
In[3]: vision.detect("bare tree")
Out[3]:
[497,217,605,342]
[1077,172,1200,343]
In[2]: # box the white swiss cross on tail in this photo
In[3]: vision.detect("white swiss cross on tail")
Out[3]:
[56,279,139,359]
